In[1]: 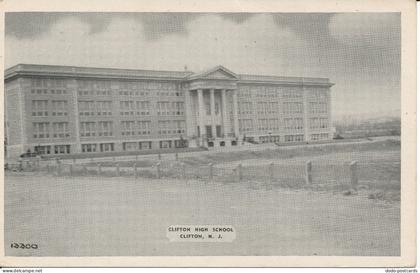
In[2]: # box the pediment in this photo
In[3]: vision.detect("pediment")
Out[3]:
[204,69,237,79]
[187,66,238,81]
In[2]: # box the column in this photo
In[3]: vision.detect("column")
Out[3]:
[69,79,81,153]
[221,89,230,137]
[184,90,195,138]
[232,90,240,138]
[197,89,205,138]
[302,86,310,141]
[210,89,216,138]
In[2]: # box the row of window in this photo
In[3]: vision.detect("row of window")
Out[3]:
[310,133,329,141]
[309,102,328,114]
[257,102,278,115]
[258,118,280,131]
[238,86,305,98]
[284,118,304,130]
[157,120,186,135]
[239,119,253,133]
[157,102,185,116]
[32,100,69,116]
[238,102,253,114]
[309,118,329,129]
[285,134,305,142]
[34,145,70,155]
[32,122,70,139]
[120,121,152,136]
[283,102,304,114]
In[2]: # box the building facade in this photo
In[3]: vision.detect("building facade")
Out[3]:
[5,64,334,158]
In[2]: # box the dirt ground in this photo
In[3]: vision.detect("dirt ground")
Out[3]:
[5,173,400,256]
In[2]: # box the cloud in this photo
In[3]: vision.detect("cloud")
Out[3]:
[328,13,400,48]
[5,13,401,118]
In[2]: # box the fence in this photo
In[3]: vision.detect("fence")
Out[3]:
[7,157,400,191]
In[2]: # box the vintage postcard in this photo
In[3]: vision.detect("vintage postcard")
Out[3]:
[0,0,416,268]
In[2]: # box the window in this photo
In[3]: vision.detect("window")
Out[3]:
[123,142,138,151]
[283,102,303,114]
[52,122,70,138]
[80,122,96,137]
[79,101,95,116]
[120,101,135,115]
[285,134,304,142]
[157,101,171,116]
[50,79,67,94]
[81,144,97,153]
[100,143,114,152]
[98,121,113,137]
[31,100,48,116]
[174,120,186,134]
[31,79,49,94]
[96,101,112,116]
[121,121,135,136]
[34,145,51,155]
[139,141,152,150]
[138,121,151,135]
[159,140,172,149]
[239,119,253,133]
[54,145,70,154]
[135,101,150,115]
[33,122,49,138]
[158,120,172,135]
[52,100,68,116]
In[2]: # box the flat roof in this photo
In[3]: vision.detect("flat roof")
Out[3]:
[5,64,334,87]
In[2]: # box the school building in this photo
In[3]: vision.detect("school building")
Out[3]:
[5,64,334,158]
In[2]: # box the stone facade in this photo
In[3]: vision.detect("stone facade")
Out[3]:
[4,64,334,158]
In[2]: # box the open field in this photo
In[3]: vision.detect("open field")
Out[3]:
[5,138,400,256]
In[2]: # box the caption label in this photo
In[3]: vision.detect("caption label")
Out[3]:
[167,225,236,242]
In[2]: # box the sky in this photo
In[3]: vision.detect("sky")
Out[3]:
[5,12,401,120]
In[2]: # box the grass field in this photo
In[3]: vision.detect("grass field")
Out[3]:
[5,139,400,256]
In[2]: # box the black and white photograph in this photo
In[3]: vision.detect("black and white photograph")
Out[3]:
[1,0,416,268]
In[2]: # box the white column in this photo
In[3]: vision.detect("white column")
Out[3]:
[232,90,240,138]
[210,89,216,138]
[184,90,195,137]
[197,89,205,138]
[302,86,310,141]
[221,89,230,137]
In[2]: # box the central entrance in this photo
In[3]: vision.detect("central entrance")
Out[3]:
[205,125,213,138]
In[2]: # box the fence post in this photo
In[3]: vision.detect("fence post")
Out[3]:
[135,155,139,161]
[83,165,88,175]
[208,163,213,181]
[268,162,274,189]
[97,163,102,175]
[237,164,242,182]
[69,164,73,176]
[156,162,161,179]
[350,161,358,189]
[73,158,76,164]
[133,163,138,179]
[182,163,187,182]
[46,164,50,174]
[175,152,179,161]
[158,153,162,160]
[116,163,120,176]
[57,162,62,176]
[36,157,40,171]
[305,161,312,185]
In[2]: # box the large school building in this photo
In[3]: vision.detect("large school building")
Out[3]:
[5,64,334,158]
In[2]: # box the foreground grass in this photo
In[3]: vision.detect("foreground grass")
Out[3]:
[5,174,400,256]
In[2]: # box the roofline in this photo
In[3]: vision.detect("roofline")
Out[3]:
[5,64,193,82]
[5,63,334,87]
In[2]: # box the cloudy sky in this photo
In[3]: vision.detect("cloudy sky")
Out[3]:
[5,12,400,120]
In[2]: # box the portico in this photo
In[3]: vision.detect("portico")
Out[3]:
[184,66,240,147]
